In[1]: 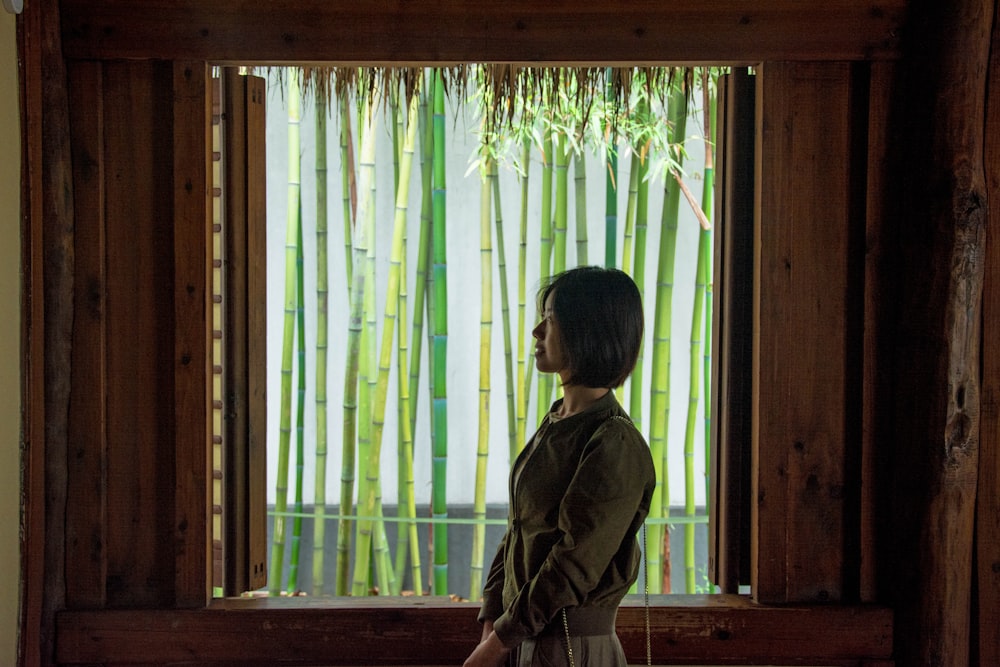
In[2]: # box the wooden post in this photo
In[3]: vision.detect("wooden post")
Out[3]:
[977,1,1000,663]
[883,1,990,664]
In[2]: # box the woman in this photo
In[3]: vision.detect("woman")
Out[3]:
[464,266,656,667]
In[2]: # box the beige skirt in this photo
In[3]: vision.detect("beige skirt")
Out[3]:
[508,631,627,667]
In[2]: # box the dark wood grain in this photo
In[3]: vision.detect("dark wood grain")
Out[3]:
[753,62,861,603]
[58,0,904,65]
[55,595,892,665]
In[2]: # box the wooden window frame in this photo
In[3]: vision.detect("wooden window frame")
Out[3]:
[24,1,906,664]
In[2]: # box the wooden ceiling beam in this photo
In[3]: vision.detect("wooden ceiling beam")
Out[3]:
[60,0,905,65]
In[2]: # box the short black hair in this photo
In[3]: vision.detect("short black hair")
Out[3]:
[537,266,644,388]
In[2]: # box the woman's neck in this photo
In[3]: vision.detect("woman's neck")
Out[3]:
[553,385,609,419]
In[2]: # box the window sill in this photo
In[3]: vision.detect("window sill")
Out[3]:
[56,594,892,665]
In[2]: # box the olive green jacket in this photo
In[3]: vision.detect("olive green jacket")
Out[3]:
[477,390,656,649]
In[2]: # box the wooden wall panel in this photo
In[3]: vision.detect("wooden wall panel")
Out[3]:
[57,0,905,65]
[752,62,863,603]
[65,59,108,609]
[102,60,178,608]
[171,61,213,608]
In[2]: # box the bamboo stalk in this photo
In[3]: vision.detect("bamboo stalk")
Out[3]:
[490,161,518,465]
[312,93,330,596]
[353,85,414,596]
[646,82,689,595]
[287,209,307,594]
[431,69,450,595]
[536,128,554,420]
[701,70,716,511]
[268,70,302,596]
[340,92,355,295]
[336,96,378,595]
[574,150,588,265]
[516,136,532,452]
[630,133,650,432]
[470,156,493,600]
[552,131,568,276]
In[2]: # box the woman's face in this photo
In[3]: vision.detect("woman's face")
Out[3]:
[532,291,569,379]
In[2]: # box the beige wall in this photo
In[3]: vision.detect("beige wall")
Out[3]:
[1,9,20,667]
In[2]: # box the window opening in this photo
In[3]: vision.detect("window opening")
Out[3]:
[215,65,749,601]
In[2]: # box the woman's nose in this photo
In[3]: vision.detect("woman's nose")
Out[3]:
[531,322,543,339]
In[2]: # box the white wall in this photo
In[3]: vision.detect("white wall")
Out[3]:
[2,8,21,666]
[263,72,710,507]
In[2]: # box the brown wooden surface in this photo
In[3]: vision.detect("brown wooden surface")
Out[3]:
[57,0,905,65]
[172,61,213,608]
[222,70,269,595]
[102,60,178,608]
[709,67,755,594]
[65,59,108,610]
[861,61,894,605]
[18,0,51,664]
[55,595,892,665]
[881,1,989,665]
[752,62,862,603]
[246,73,269,593]
[38,0,75,662]
[977,1,1000,662]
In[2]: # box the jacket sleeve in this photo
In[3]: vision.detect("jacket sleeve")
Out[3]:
[477,530,508,623]
[492,422,654,647]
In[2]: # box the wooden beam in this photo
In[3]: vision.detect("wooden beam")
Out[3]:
[54,596,893,665]
[977,1,1000,662]
[58,0,905,65]
[882,0,990,664]
[18,0,57,663]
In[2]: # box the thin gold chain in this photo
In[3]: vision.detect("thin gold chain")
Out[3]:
[562,608,575,667]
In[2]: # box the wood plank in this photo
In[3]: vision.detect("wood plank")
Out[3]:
[54,596,893,665]
[102,60,177,608]
[221,70,269,595]
[753,62,860,603]
[58,0,904,65]
[65,59,108,609]
[881,1,989,664]
[709,67,755,594]
[976,0,1000,661]
[37,0,75,662]
[172,61,213,608]
[19,0,54,663]
[221,68,249,597]
[245,73,269,593]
